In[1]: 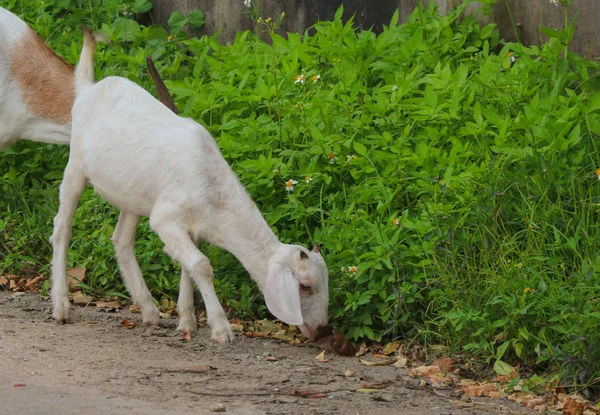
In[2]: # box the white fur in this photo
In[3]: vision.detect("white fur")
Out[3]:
[50,32,329,342]
[0,7,71,150]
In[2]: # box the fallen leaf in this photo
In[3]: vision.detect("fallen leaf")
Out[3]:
[357,388,381,394]
[428,375,453,387]
[394,356,408,369]
[462,382,498,397]
[266,355,279,362]
[96,300,121,310]
[360,357,397,367]
[382,341,400,355]
[66,267,86,292]
[129,305,140,313]
[562,398,587,415]
[24,275,44,291]
[292,389,327,399]
[0,276,9,286]
[242,331,267,338]
[345,370,358,377]
[432,357,456,373]
[159,312,171,319]
[72,291,94,306]
[182,332,192,342]
[10,280,17,291]
[359,380,393,390]
[231,323,244,332]
[120,320,137,329]
[168,365,214,374]
[355,342,369,357]
[13,384,26,387]
[409,365,442,377]
[315,350,328,363]
[313,325,357,356]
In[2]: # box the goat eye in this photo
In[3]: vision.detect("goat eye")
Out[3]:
[299,283,312,292]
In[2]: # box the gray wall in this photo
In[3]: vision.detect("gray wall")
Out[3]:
[148,0,600,58]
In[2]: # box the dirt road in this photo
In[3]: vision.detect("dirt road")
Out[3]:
[0,291,534,415]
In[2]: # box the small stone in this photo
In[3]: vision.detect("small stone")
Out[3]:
[209,403,226,412]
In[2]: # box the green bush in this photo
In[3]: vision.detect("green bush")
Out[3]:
[2,0,599,391]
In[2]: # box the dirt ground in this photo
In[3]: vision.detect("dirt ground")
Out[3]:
[0,291,537,415]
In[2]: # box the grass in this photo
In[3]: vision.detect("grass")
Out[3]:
[1,0,599,398]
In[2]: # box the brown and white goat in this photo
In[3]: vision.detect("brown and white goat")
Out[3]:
[0,7,74,150]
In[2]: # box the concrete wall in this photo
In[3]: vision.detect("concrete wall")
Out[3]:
[148,0,600,58]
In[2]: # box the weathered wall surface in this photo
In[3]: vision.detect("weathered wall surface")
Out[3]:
[149,0,600,58]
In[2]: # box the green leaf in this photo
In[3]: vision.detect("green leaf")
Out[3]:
[493,359,516,376]
[188,10,205,29]
[168,11,187,29]
[113,18,141,42]
[353,141,368,157]
[132,0,153,13]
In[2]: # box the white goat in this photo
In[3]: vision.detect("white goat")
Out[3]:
[0,7,74,150]
[51,31,329,342]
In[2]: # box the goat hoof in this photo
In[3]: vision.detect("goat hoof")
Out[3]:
[211,325,235,343]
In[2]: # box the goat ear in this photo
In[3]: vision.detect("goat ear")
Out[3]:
[312,243,320,253]
[263,264,303,326]
[299,250,309,260]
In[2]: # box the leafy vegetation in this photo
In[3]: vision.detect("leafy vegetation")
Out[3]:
[1,0,599,396]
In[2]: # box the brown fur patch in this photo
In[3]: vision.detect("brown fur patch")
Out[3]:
[10,28,74,124]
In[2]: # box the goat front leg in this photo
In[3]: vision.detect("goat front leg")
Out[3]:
[50,161,86,323]
[152,220,233,343]
[112,212,160,325]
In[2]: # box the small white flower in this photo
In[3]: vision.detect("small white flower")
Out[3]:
[244,0,252,7]
[312,75,321,84]
[549,0,559,5]
[294,74,305,84]
[327,152,337,164]
[304,176,313,183]
[392,85,398,91]
[285,179,298,192]
[346,154,358,163]
[348,265,358,274]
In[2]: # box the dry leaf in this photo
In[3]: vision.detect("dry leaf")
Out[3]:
[13,384,26,387]
[182,332,192,342]
[25,275,44,291]
[168,365,214,374]
[409,365,442,377]
[10,280,17,291]
[292,389,327,399]
[120,319,137,329]
[72,291,94,306]
[313,325,357,356]
[355,342,369,357]
[382,341,401,355]
[96,300,121,310]
[345,370,358,377]
[359,380,393,390]
[562,398,587,415]
[0,276,9,286]
[231,323,244,332]
[315,350,328,363]
[432,357,456,373]
[462,382,498,397]
[266,355,279,362]
[360,357,397,367]
[428,375,453,387]
[129,305,140,313]
[394,356,408,368]
[66,267,86,292]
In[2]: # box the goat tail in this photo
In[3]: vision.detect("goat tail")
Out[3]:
[75,26,103,96]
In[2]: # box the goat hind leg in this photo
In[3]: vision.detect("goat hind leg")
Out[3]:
[112,212,160,325]
[176,269,197,334]
[51,161,86,323]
